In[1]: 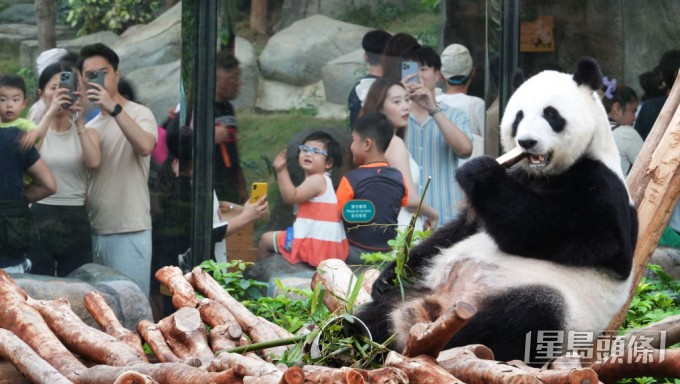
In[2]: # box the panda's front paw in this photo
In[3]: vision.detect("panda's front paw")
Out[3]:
[372,269,398,296]
[456,156,506,196]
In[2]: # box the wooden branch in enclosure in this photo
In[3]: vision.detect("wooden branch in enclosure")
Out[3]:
[312,259,372,313]
[84,291,149,362]
[157,307,215,368]
[191,267,291,361]
[28,297,145,367]
[72,363,244,384]
[137,320,183,364]
[300,366,368,384]
[210,352,282,382]
[384,351,465,383]
[155,266,199,309]
[279,366,305,384]
[590,348,680,383]
[505,360,599,384]
[402,301,476,358]
[0,271,86,381]
[437,345,540,383]
[608,71,680,332]
[0,328,72,384]
[111,371,156,384]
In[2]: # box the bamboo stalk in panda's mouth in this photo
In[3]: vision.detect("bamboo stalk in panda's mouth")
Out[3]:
[496,146,527,168]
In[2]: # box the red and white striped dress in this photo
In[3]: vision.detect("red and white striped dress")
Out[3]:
[279,174,349,266]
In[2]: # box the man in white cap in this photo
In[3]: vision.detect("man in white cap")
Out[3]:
[436,44,485,159]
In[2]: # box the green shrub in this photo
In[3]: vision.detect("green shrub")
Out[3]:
[65,0,161,36]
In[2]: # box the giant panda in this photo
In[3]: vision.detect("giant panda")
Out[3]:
[356,57,638,365]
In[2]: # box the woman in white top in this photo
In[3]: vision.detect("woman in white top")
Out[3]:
[601,78,643,176]
[30,61,101,276]
[361,77,439,231]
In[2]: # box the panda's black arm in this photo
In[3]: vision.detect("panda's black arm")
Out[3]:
[371,214,479,296]
[456,156,634,272]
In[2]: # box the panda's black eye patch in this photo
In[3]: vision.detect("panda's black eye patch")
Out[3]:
[543,106,566,133]
[511,110,524,137]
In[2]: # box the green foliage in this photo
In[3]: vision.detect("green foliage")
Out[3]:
[199,259,267,301]
[622,264,680,331]
[338,1,437,30]
[65,0,161,36]
[617,264,680,384]
[242,279,330,334]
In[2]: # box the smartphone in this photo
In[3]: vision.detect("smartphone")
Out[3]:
[401,61,419,84]
[250,182,268,204]
[87,70,105,101]
[59,71,78,109]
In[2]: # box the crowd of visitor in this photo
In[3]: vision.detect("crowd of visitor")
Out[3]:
[1,29,679,310]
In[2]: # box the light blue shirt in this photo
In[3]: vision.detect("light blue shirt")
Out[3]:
[405,104,472,225]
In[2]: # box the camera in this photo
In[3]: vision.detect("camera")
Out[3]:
[59,71,79,109]
[401,61,419,84]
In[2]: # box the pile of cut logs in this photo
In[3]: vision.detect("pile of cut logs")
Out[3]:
[0,263,678,384]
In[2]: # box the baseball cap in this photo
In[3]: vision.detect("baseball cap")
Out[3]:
[440,44,473,85]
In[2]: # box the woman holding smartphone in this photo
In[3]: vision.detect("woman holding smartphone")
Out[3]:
[30,60,101,277]
[361,77,439,231]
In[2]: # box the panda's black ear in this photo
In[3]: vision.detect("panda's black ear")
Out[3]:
[512,68,526,90]
[573,57,603,91]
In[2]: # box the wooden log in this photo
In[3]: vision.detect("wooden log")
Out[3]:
[384,351,465,383]
[137,320,182,363]
[72,363,244,384]
[437,345,542,383]
[191,267,290,360]
[210,352,282,382]
[0,328,73,384]
[112,371,157,384]
[506,360,599,384]
[279,366,304,384]
[607,71,680,332]
[198,298,242,336]
[590,348,680,383]
[29,298,145,367]
[84,291,149,362]
[157,307,215,368]
[208,325,240,353]
[155,266,199,309]
[301,366,366,384]
[620,313,680,349]
[402,301,476,358]
[313,259,372,313]
[353,366,409,384]
[0,271,86,381]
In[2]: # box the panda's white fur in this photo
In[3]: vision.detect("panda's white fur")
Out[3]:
[357,58,638,364]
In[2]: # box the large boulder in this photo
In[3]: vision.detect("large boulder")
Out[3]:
[0,0,35,25]
[233,36,259,110]
[255,78,326,112]
[12,263,152,330]
[275,0,403,31]
[259,15,371,86]
[112,1,181,74]
[3,24,72,63]
[127,59,180,124]
[20,31,119,71]
[321,49,367,105]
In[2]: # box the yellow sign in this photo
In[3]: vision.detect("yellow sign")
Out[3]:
[520,16,554,52]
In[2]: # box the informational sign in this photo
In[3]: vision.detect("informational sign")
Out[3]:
[342,200,376,223]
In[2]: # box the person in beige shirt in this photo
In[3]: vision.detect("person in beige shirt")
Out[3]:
[79,43,158,296]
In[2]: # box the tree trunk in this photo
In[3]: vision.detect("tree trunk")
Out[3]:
[402,301,476,358]
[34,0,56,53]
[384,352,465,383]
[606,72,680,332]
[73,363,243,384]
[157,307,215,368]
[155,266,199,309]
[249,0,267,35]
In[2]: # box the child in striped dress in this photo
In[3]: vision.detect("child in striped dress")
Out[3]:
[257,132,348,266]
